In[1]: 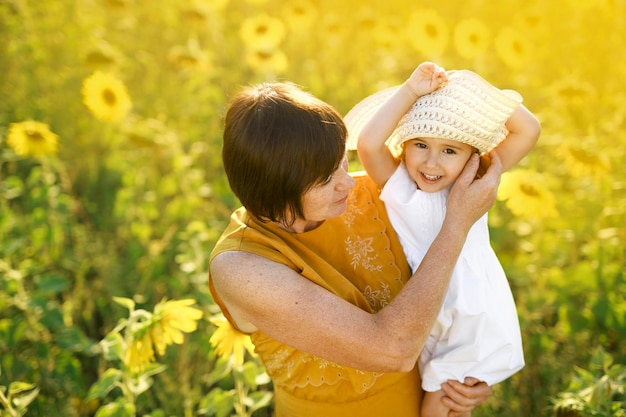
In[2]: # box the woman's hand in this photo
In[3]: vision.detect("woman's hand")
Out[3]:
[446,151,502,233]
[441,377,493,416]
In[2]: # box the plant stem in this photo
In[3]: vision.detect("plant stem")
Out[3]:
[0,388,19,417]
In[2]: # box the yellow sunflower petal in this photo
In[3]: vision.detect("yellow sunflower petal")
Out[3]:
[82,71,132,122]
[124,333,155,373]
[208,315,256,365]
[453,18,490,60]
[494,27,531,70]
[149,322,168,356]
[156,298,203,333]
[7,120,59,157]
[244,47,288,75]
[240,13,286,50]
[406,9,449,57]
[498,170,558,219]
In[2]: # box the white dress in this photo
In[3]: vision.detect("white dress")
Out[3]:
[380,163,524,391]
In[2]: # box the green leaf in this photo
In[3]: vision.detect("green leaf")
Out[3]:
[11,386,39,410]
[140,363,167,378]
[94,401,136,417]
[55,326,96,353]
[205,357,232,386]
[36,274,70,294]
[127,373,155,397]
[246,391,273,413]
[113,297,136,311]
[197,388,234,417]
[8,381,36,395]
[239,361,261,389]
[100,332,125,362]
[1,175,24,200]
[86,368,123,401]
[142,410,166,417]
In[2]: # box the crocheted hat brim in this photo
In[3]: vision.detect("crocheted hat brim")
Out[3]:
[344,70,522,155]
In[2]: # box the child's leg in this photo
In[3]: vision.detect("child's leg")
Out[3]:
[421,389,472,417]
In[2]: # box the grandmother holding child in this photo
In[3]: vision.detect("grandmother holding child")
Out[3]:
[209,61,539,416]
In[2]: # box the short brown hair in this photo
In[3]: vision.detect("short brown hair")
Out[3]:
[222,82,347,224]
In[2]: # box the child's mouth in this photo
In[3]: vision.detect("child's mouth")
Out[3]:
[423,173,442,181]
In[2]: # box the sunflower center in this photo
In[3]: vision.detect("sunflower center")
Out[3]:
[469,34,479,45]
[520,183,540,197]
[425,24,438,38]
[26,130,45,142]
[102,88,117,106]
[256,50,272,61]
[256,25,269,35]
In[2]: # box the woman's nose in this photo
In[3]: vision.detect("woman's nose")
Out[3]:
[338,170,356,191]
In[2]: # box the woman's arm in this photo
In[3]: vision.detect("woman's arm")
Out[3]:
[357,62,448,187]
[210,152,501,373]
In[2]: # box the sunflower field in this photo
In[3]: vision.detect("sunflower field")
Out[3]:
[1,0,625,416]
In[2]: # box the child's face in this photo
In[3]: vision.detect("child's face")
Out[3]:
[403,137,475,192]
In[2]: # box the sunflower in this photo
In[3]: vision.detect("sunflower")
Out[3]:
[513,7,546,35]
[240,13,287,50]
[6,120,59,157]
[319,13,347,47]
[568,0,611,11]
[557,140,610,179]
[104,0,128,10]
[245,47,288,75]
[548,75,596,106]
[168,42,211,71]
[209,314,256,366]
[498,169,558,219]
[82,71,132,122]
[406,9,449,57]
[373,21,403,52]
[453,18,490,60]
[150,299,204,356]
[204,0,229,11]
[182,4,209,28]
[282,0,318,33]
[494,27,531,70]
[124,332,155,374]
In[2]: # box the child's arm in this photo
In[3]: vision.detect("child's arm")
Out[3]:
[495,103,541,172]
[357,62,448,187]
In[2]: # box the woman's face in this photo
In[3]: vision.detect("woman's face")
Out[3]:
[298,156,355,230]
[404,137,474,192]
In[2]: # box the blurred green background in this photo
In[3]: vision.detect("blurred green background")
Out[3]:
[1,0,625,416]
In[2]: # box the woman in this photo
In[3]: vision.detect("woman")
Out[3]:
[209,82,500,417]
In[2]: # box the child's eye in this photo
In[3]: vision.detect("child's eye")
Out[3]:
[443,148,456,155]
[415,142,427,149]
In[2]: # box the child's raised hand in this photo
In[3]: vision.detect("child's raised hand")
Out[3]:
[404,62,448,97]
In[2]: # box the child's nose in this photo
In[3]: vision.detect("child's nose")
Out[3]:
[425,152,439,167]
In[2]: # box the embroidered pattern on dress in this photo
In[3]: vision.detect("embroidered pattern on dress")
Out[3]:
[262,345,382,392]
[362,283,391,311]
[342,192,362,228]
[345,235,382,272]
[264,347,294,378]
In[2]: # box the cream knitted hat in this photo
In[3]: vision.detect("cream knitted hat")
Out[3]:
[344,70,523,155]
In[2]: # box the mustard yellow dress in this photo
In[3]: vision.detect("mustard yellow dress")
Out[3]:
[209,174,423,417]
